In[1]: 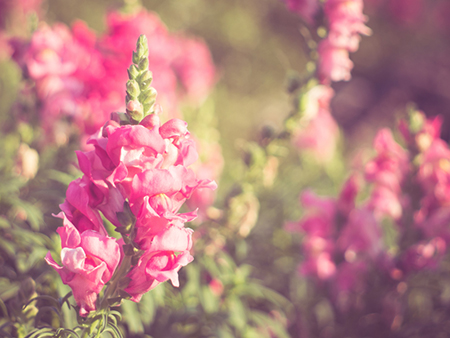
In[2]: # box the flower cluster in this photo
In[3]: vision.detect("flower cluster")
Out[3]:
[286,1,369,163]
[11,9,215,144]
[288,111,450,313]
[45,35,216,316]
[291,85,339,163]
[318,0,371,83]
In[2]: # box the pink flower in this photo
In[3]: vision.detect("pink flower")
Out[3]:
[291,85,340,162]
[365,129,409,221]
[400,237,446,273]
[12,9,216,145]
[45,212,121,316]
[300,251,337,280]
[318,0,370,83]
[317,38,353,83]
[186,141,224,221]
[338,207,383,260]
[125,225,194,302]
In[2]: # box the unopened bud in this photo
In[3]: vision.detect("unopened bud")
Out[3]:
[127,64,139,79]
[126,100,142,113]
[139,70,153,82]
[126,80,140,98]
[138,58,149,71]
[132,51,140,65]
[141,87,158,105]
[136,35,149,58]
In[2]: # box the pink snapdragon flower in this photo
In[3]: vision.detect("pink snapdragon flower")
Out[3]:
[45,213,121,316]
[186,141,224,221]
[291,85,340,163]
[125,225,194,302]
[400,237,446,273]
[318,0,370,84]
[365,129,409,221]
[317,39,353,83]
[54,111,216,313]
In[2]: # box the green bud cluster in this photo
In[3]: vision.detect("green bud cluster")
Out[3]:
[125,35,158,123]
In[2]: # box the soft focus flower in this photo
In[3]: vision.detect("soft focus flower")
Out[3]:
[14,143,39,180]
[12,9,216,144]
[318,0,370,84]
[291,85,340,163]
[365,129,409,220]
[317,39,353,83]
[45,213,121,316]
[400,237,446,273]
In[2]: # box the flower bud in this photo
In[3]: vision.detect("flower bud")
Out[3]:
[132,51,140,65]
[127,64,140,80]
[136,35,149,59]
[138,58,149,71]
[140,87,158,105]
[126,80,140,99]
[138,70,153,84]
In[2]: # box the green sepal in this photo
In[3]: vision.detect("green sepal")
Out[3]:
[126,80,140,98]
[127,65,139,80]
[138,58,149,71]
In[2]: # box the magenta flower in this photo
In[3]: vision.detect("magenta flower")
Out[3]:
[45,213,121,316]
[317,39,353,83]
[125,225,194,302]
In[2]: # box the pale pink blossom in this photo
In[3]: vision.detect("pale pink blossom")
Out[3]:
[317,38,353,83]
[45,212,121,316]
[291,85,339,162]
[338,208,383,259]
[400,237,446,273]
[125,225,194,302]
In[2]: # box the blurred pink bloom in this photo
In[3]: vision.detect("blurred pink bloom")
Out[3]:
[291,85,340,162]
[300,251,337,280]
[325,0,371,51]
[318,39,353,83]
[400,237,446,273]
[338,207,383,259]
[338,174,362,215]
[283,0,320,23]
[365,129,409,220]
[187,141,224,221]
[12,9,216,144]
[45,212,120,316]
[318,0,370,83]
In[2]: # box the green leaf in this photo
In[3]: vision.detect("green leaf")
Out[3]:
[0,279,20,302]
[121,300,144,334]
[226,296,247,331]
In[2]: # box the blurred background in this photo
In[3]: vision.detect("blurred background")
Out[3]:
[3,0,450,337]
